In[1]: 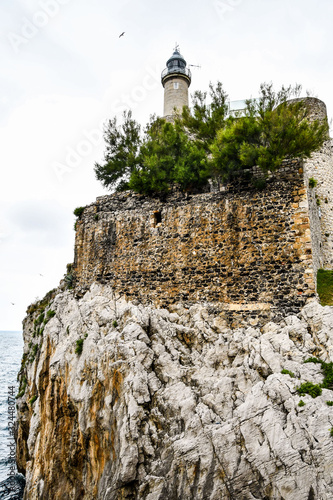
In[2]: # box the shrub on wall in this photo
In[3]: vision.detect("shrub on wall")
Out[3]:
[75,339,84,355]
[95,82,328,195]
[74,207,85,218]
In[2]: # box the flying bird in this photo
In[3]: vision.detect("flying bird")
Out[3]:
[119,32,125,38]
[10,302,15,305]
[39,273,44,277]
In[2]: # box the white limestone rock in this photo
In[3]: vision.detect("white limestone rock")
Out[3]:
[17,288,333,499]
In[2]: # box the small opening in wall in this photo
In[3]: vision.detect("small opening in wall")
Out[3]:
[153,211,162,226]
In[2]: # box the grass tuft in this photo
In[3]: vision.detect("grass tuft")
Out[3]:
[75,339,84,355]
[281,369,295,378]
[317,269,333,306]
[296,382,322,398]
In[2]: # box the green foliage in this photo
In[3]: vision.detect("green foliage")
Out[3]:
[29,301,55,343]
[94,110,141,191]
[34,312,45,326]
[210,83,328,182]
[298,400,305,407]
[297,382,322,398]
[330,427,333,437]
[46,310,56,320]
[16,376,27,399]
[251,177,267,190]
[281,369,295,378]
[20,353,27,370]
[302,358,333,393]
[316,197,321,206]
[112,320,118,328]
[180,81,229,149]
[75,339,84,355]
[129,119,210,195]
[309,177,318,188]
[64,266,75,289]
[95,81,328,195]
[29,343,39,362]
[304,357,322,364]
[317,269,333,306]
[26,289,56,316]
[210,114,261,182]
[321,362,333,390]
[326,401,333,406]
[29,395,38,406]
[73,206,85,218]
[64,273,74,288]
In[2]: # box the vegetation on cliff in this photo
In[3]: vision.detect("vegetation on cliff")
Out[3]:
[317,268,333,306]
[95,82,328,195]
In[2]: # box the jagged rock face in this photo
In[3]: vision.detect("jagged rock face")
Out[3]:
[17,285,333,499]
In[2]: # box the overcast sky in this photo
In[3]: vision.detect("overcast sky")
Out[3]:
[1,0,332,330]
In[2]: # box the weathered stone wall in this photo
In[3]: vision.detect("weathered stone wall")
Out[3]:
[73,161,316,327]
[304,138,333,270]
[286,97,333,272]
[288,97,328,125]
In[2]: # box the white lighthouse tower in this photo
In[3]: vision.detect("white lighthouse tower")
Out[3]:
[161,46,192,119]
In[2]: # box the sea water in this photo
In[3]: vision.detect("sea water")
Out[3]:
[0,331,25,499]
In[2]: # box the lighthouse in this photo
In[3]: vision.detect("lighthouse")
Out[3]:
[161,46,192,119]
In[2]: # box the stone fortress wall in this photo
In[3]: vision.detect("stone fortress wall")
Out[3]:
[74,162,314,328]
[72,98,332,328]
[291,97,333,271]
[304,138,333,270]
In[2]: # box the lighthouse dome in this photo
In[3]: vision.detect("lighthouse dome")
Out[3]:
[166,48,187,70]
[161,47,191,85]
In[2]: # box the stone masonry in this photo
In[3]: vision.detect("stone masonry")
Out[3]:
[304,138,333,270]
[73,160,316,328]
[163,76,190,117]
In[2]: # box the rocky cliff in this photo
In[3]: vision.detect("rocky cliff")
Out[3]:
[16,283,333,499]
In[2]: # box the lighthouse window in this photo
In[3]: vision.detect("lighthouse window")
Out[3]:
[174,82,179,90]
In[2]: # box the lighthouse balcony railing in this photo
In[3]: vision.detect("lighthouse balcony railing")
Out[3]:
[161,67,192,80]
